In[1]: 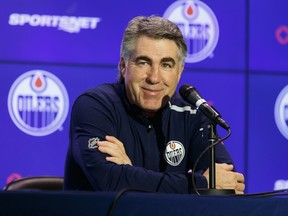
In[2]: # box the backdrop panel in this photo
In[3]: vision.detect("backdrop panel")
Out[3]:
[249,0,288,73]
[247,73,288,193]
[0,63,118,188]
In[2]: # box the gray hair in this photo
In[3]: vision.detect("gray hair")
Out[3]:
[118,15,187,82]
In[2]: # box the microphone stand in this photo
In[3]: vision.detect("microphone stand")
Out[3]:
[197,122,235,195]
[208,122,217,190]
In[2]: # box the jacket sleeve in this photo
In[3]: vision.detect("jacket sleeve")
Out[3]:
[67,93,209,194]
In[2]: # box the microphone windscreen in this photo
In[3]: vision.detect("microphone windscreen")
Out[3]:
[179,84,192,99]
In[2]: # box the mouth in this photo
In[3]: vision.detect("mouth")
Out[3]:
[142,87,163,96]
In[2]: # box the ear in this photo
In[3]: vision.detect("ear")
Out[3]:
[120,58,126,76]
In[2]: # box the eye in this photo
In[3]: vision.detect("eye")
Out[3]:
[135,60,151,69]
[161,62,173,69]
[137,60,149,66]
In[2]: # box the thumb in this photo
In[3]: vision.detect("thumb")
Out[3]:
[217,163,234,171]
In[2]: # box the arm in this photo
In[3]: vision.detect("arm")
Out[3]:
[67,92,207,193]
[97,135,208,192]
[97,130,245,194]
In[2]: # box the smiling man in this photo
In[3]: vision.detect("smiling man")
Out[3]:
[120,35,183,117]
[64,15,245,194]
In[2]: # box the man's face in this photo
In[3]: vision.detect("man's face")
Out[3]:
[121,35,184,116]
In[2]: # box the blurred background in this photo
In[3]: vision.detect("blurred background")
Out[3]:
[0,0,287,193]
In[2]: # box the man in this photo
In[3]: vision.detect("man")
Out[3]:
[64,15,245,194]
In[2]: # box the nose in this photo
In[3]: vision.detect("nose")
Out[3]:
[146,65,161,84]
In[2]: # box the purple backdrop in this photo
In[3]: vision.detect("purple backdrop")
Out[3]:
[0,0,288,194]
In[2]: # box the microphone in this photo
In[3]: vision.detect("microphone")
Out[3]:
[179,84,230,130]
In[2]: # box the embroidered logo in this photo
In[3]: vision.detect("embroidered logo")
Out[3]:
[164,140,185,166]
[88,137,100,149]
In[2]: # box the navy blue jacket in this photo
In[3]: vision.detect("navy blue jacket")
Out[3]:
[64,83,234,193]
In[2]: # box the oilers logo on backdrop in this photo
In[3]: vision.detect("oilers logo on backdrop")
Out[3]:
[275,25,288,45]
[7,70,69,136]
[274,85,288,139]
[163,0,219,63]
[164,140,185,166]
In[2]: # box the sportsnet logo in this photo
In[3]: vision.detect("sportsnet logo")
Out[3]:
[8,13,101,33]
[275,85,288,140]
[163,0,219,63]
[7,70,69,136]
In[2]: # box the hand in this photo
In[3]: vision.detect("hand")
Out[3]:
[97,135,132,166]
[203,163,245,194]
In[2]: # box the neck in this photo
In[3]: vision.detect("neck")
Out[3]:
[142,110,157,118]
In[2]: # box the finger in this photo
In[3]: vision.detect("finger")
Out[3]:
[235,173,245,183]
[97,145,112,154]
[106,156,121,165]
[98,143,121,157]
[98,141,117,150]
[105,135,122,145]
[235,183,245,194]
[98,139,125,153]
[224,164,234,171]
[235,190,244,195]
[216,163,234,171]
[105,136,125,151]
[236,182,245,192]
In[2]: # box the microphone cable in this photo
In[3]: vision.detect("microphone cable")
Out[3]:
[106,188,150,216]
[191,127,231,195]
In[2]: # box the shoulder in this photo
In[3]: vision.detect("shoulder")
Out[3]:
[72,83,124,113]
[168,93,209,127]
[169,92,198,115]
[84,83,122,100]
[77,83,122,103]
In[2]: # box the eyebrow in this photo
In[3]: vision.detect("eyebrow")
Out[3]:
[133,56,176,66]
[134,55,151,63]
[161,57,176,66]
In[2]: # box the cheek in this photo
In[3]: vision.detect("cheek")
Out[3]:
[124,68,146,81]
[163,71,181,85]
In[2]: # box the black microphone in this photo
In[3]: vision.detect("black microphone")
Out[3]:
[179,84,230,130]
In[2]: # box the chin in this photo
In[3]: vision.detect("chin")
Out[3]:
[139,99,165,111]
[142,105,162,112]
